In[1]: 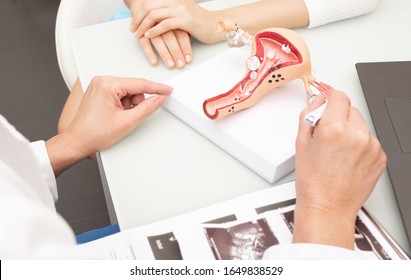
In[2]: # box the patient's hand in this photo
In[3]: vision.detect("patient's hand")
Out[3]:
[129,0,221,47]
[127,0,195,69]
[138,30,192,69]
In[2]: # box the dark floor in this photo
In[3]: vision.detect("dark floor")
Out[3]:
[0,0,110,234]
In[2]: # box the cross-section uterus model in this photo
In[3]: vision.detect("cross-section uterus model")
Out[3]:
[203,19,334,120]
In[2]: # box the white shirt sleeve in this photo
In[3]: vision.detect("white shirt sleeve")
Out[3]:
[263,243,371,259]
[30,141,58,202]
[304,0,379,28]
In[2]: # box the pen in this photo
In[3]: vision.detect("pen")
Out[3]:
[304,102,327,127]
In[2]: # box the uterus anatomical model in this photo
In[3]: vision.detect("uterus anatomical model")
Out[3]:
[203,19,334,120]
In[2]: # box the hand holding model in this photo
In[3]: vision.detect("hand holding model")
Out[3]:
[47,76,172,176]
[293,92,387,249]
[0,78,388,259]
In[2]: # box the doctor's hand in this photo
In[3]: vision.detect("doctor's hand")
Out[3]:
[292,91,386,249]
[46,76,172,176]
[127,0,193,68]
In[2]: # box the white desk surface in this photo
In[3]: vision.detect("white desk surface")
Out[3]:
[71,0,411,255]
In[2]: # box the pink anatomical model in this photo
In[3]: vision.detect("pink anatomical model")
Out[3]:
[203,20,333,120]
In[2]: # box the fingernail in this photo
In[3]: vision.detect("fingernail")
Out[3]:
[185,54,191,63]
[144,31,150,37]
[166,59,174,68]
[129,23,134,32]
[150,58,157,66]
[176,59,184,68]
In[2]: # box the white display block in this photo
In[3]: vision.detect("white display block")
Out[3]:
[164,48,307,182]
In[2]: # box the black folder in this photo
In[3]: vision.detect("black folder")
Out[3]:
[356,61,411,248]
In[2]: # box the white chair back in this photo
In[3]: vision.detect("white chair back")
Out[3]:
[55,0,127,90]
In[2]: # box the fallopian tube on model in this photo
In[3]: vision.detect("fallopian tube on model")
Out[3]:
[203,19,334,120]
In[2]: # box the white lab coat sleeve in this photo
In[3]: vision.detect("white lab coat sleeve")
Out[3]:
[263,243,370,259]
[0,115,101,259]
[29,140,58,202]
[304,0,379,28]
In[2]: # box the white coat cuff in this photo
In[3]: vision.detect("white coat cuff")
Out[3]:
[30,141,58,202]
